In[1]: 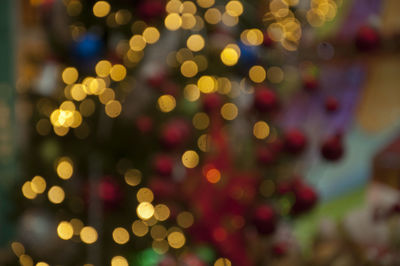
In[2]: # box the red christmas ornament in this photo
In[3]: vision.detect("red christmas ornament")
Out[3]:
[272,242,288,257]
[153,154,174,176]
[355,25,380,52]
[138,0,165,21]
[253,87,278,113]
[136,115,153,134]
[324,96,339,113]
[252,205,277,235]
[147,71,166,88]
[202,93,222,113]
[149,178,177,199]
[291,185,318,215]
[160,119,190,149]
[98,176,123,210]
[303,76,318,92]
[284,129,307,155]
[256,146,276,165]
[263,32,274,47]
[321,134,344,161]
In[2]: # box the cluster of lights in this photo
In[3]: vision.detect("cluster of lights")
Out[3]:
[307,0,339,27]
[11,241,49,266]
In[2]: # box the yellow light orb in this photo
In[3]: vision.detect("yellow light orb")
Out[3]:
[137,187,154,203]
[220,103,238,120]
[62,67,78,85]
[225,1,243,16]
[57,221,74,240]
[129,35,147,51]
[197,75,215,93]
[220,47,239,66]
[80,226,98,244]
[111,256,128,266]
[158,95,176,113]
[181,150,199,168]
[186,34,205,52]
[31,175,46,194]
[167,231,186,249]
[137,202,155,220]
[165,13,182,31]
[48,186,65,204]
[183,84,200,102]
[22,181,37,200]
[177,212,194,228]
[112,227,130,245]
[197,0,215,8]
[56,159,73,180]
[132,220,149,237]
[154,204,171,221]
[180,60,198,78]
[249,65,266,83]
[253,121,270,139]
[214,258,232,266]
[95,60,112,77]
[143,27,160,44]
[110,64,127,81]
[192,112,210,130]
[124,169,142,186]
[93,1,111,18]
[105,100,122,118]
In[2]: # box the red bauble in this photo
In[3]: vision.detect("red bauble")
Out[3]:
[256,146,276,165]
[321,134,344,161]
[324,96,339,113]
[252,205,277,235]
[149,178,177,199]
[284,129,307,155]
[291,185,318,215]
[153,154,174,176]
[272,242,288,257]
[263,32,274,47]
[147,71,166,88]
[303,76,318,92]
[202,93,222,113]
[253,88,278,113]
[138,0,165,20]
[355,25,380,52]
[136,115,153,134]
[160,119,190,149]
[98,176,123,210]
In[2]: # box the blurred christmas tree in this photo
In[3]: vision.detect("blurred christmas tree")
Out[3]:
[8,0,353,265]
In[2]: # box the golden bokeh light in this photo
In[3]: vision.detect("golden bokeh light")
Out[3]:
[197,75,215,93]
[158,95,176,113]
[80,226,98,244]
[249,65,266,83]
[62,67,78,85]
[31,175,46,194]
[112,227,130,245]
[192,112,209,130]
[143,27,160,44]
[253,121,270,139]
[197,0,215,8]
[167,231,186,249]
[181,60,198,78]
[11,242,25,257]
[19,254,33,266]
[225,1,243,16]
[137,202,155,220]
[152,240,169,254]
[57,221,74,240]
[110,64,127,81]
[154,204,171,221]
[187,34,205,52]
[48,186,65,204]
[99,88,115,104]
[71,84,87,101]
[22,181,37,199]
[93,1,111,18]
[132,220,149,236]
[220,103,238,120]
[204,8,221,24]
[215,258,232,266]
[181,150,199,168]
[105,100,122,118]
[177,211,194,228]
[197,134,211,152]
[70,218,84,235]
[267,66,284,83]
[137,187,154,203]
[111,256,128,266]
[124,169,142,186]
[165,13,182,31]
[95,60,112,77]
[150,225,167,240]
[184,84,200,102]
[220,47,239,66]
[129,35,147,51]
[56,159,73,180]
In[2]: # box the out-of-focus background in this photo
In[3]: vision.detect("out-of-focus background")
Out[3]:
[1,0,400,265]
